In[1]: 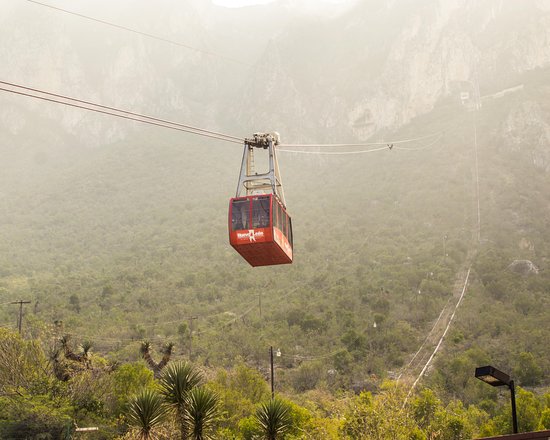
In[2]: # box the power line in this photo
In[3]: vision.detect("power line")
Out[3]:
[0,81,244,144]
[25,0,251,67]
[279,348,344,362]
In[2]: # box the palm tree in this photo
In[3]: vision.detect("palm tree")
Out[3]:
[159,361,203,440]
[183,387,220,440]
[126,389,169,440]
[255,398,293,440]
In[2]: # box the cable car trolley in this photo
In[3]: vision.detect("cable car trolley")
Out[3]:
[229,132,293,267]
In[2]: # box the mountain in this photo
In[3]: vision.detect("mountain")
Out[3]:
[238,0,550,141]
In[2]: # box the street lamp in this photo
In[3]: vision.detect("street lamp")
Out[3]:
[269,347,281,399]
[475,365,518,434]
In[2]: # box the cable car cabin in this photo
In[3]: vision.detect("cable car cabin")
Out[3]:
[229,194,293,267]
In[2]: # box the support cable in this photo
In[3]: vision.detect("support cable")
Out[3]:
[278,131,442,148]
[405,267,471,403]
[278,133,442,155]
[396,296,452,381]
[0,81,244,144]
[277,145,388,155]
[25,0,251,67]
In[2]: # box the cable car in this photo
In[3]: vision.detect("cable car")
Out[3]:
[229,133,293,267]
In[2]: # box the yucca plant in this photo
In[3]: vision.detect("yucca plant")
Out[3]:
[255,398,293,440]
[126,389,169,439]
[140,341,174,378]
[183,387,220,440]
[79,340,93,368]
[159,361,203,439]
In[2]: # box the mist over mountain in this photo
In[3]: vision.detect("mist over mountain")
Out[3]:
[0,1,549,437]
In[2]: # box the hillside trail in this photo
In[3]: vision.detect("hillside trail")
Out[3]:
[397,249,477,391]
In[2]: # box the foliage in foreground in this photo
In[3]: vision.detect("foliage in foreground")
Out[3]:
[1,327,550,439]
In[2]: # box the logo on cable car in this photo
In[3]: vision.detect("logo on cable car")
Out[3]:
[237,230,265,242]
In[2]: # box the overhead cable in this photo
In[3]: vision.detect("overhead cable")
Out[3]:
[278,134,442,155]
[0,80,243,142]
[278,131,442,148]
[25,0,251,67]
[0,81,244,144]
[279,348,343,362]
[405,267,471,403]
[278,146,389,155]
[396,296,452,382]
[394,134,443,151]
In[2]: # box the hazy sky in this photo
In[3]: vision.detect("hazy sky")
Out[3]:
[213,0,352,8]
[212,0,274,6]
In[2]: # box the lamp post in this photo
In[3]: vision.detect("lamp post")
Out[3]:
[269,347,281,399]
[475,365,518,434]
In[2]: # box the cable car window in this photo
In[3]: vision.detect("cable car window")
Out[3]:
[252,196,270,228]
[288,217,293,247]
[276,202,282,232]
[282,209,288,238]
[273,199,278,230]
[232,199,250,230]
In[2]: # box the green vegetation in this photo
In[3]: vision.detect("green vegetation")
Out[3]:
[2,327,550,438]
[1,30,550,438]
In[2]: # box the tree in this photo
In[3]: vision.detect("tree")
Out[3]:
[0,328,49,392]
[411,389,440,430]
[341,382,416,440]
[109,362,154,416]
[210,364,270,435]
[513,352,542,386]
[69,293,81,313]
[0,329,73,438]
[126,389,169,440]
[254,398,293,440]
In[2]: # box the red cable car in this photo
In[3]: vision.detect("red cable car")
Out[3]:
[229,133,293,267]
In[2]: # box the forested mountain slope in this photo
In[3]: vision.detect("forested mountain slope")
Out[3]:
[1,69,549,389]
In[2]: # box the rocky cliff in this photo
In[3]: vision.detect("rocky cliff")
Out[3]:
[1,0,550,147]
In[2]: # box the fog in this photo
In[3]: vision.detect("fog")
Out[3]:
[0,1,549,435]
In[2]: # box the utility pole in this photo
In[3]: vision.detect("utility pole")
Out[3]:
[11,300,30,335]
[270,346,274,399]
[189,316,198,359]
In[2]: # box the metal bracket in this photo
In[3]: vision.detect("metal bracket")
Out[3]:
[235,132,286,208]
